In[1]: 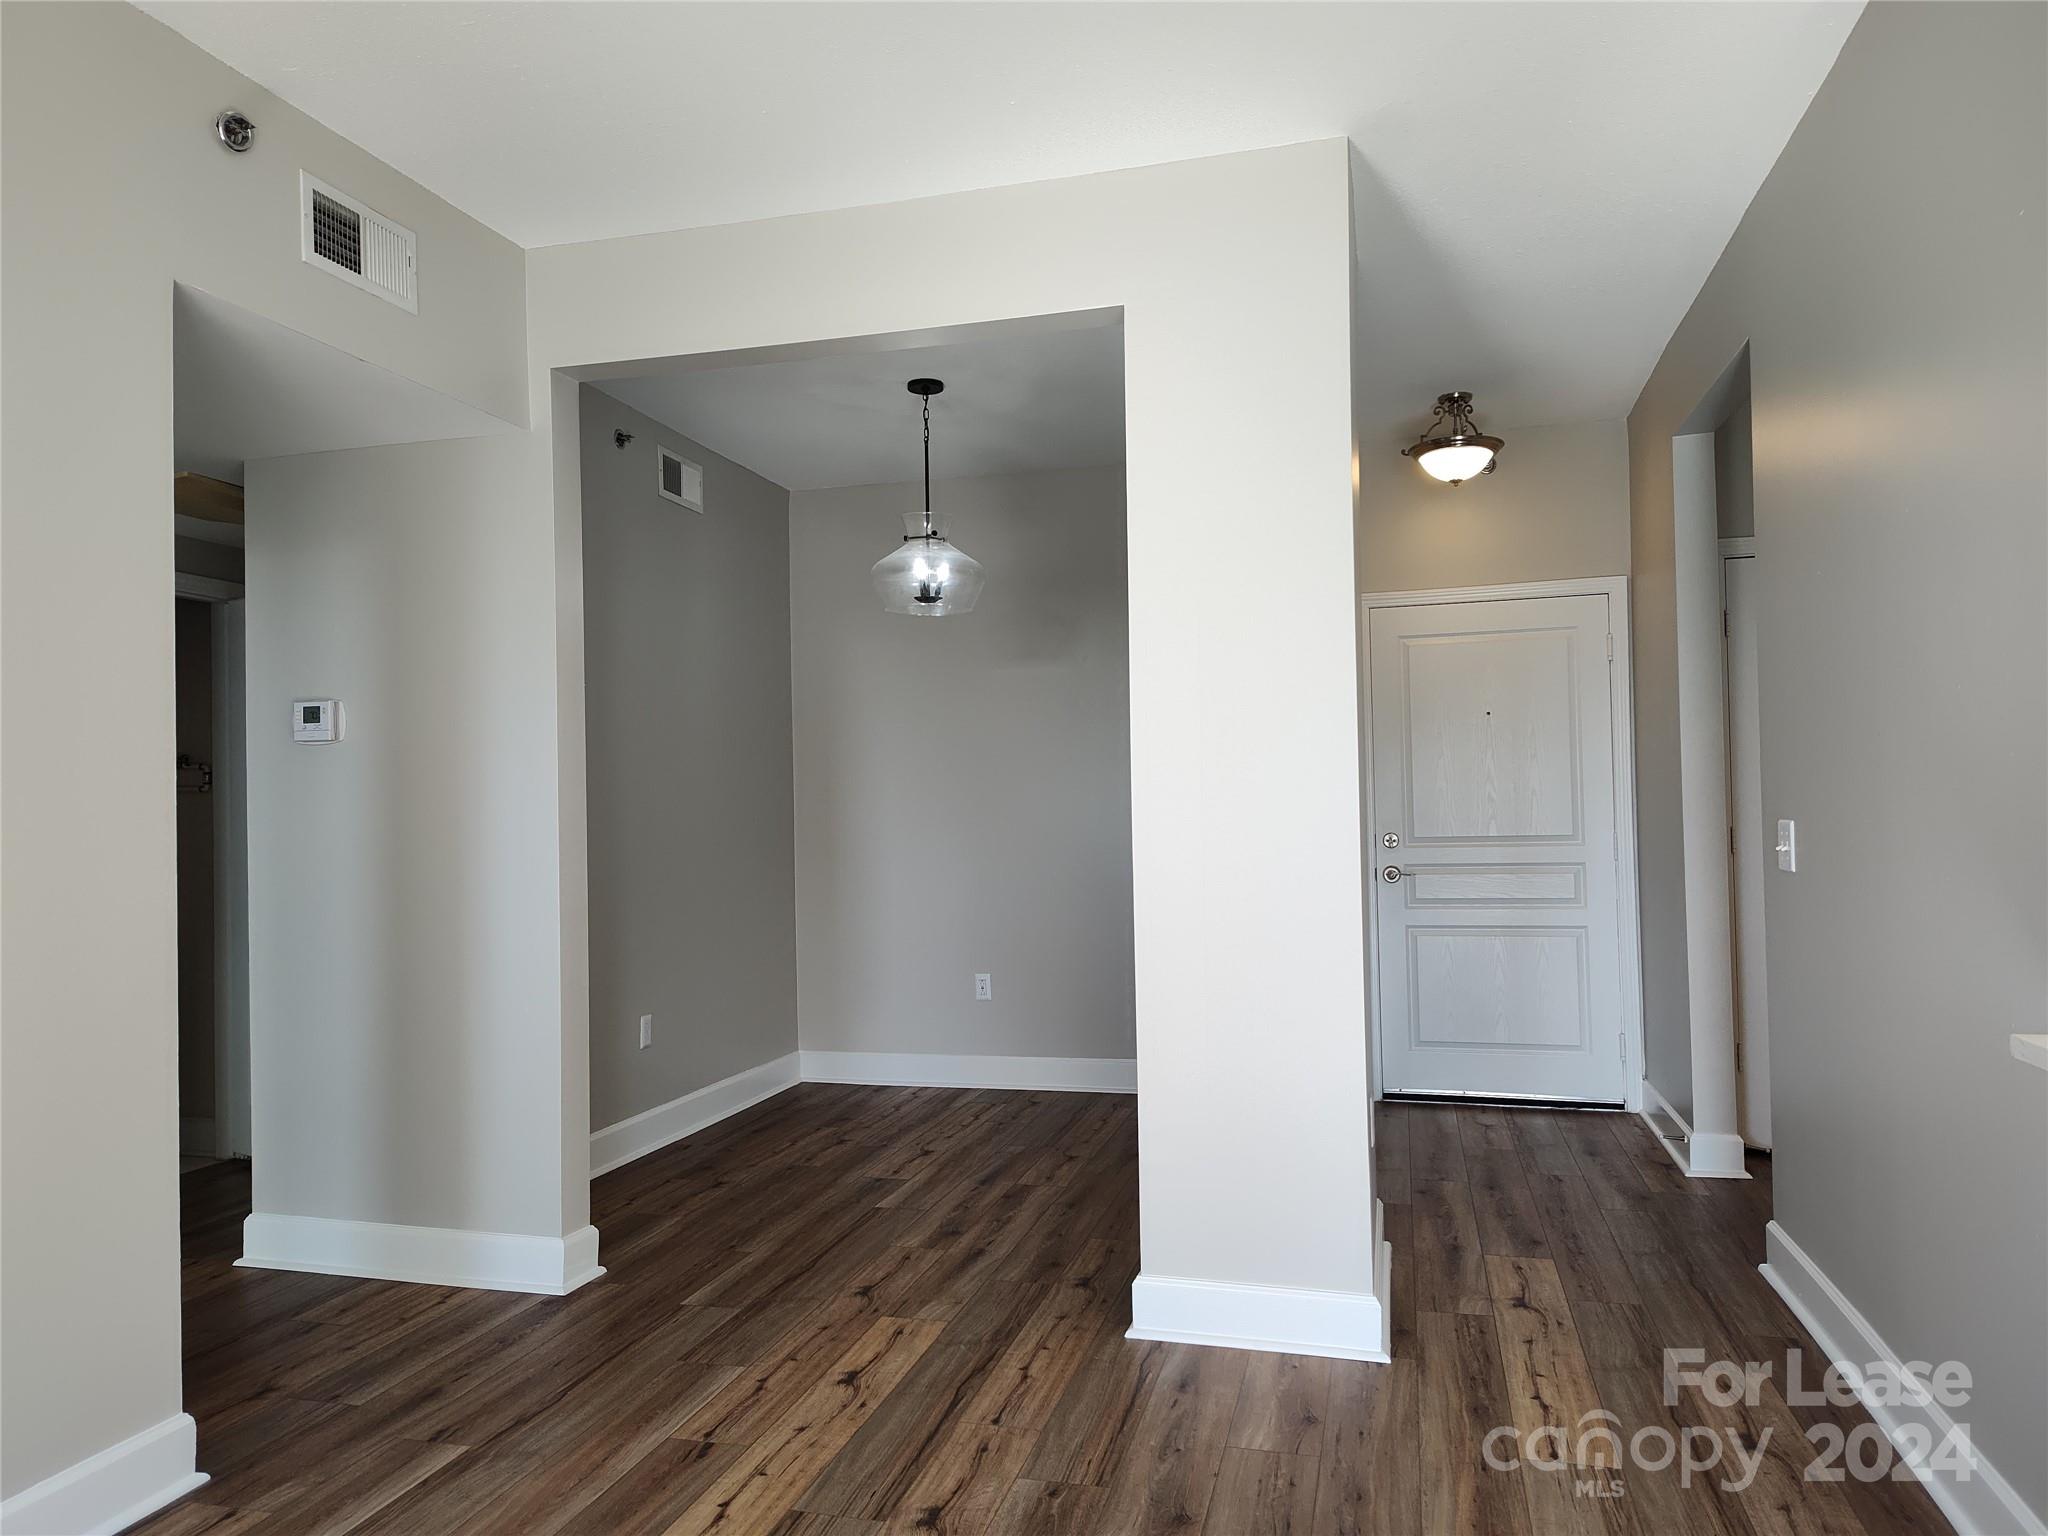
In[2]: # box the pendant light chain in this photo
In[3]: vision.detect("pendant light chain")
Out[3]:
[922,389,933,537]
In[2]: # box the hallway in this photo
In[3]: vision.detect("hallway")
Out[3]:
[142,1090,1944,1535]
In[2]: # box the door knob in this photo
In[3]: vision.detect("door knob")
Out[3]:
[1382,865,1403,883]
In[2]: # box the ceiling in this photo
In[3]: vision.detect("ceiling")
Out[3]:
[143,2,1859,432]
[592,321,1124,492]
[174,286,515,482]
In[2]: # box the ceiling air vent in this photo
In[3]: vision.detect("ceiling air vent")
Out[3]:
[300,172,417,314]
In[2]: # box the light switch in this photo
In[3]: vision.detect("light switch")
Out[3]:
[1775,819,1797,872]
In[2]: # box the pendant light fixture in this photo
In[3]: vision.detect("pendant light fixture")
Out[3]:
[872,378,986,617]
[1401,390,1505,485]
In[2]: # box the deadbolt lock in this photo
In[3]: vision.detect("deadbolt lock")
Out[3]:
[1382,832,1400,848]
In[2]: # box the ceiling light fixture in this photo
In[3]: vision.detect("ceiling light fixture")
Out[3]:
[872,378,986,617]
[1401,390,1504,485]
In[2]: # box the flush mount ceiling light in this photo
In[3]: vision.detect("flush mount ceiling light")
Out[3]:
[872,378,986,617]
[1401,390,1504,485]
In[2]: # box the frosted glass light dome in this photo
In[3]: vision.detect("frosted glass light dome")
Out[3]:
[1401,390,1504,487]
[1414,442,1499,484]
[873,515,985,617]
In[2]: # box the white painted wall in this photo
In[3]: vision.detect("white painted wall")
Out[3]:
[243,436,572,1239]
[1356,418,1630,594]
[580,388,799,1131]
[0,2,527,1508]
[1628,2,2047,1519]
[530,141,1381,1340]
[790,467,1134,1065]
[1662,433,1739,1147]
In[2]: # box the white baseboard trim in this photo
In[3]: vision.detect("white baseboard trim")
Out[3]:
[1761,1220,2044,1536]
[1126,1231,1391,1364]
[1642,1080,1750,1179]
[590,1052,802,1176]
[238,1214,605,1296]
[798,1050,1136,1094]
[0,1413,205,1536]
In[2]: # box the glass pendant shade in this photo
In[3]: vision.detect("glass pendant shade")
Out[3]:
[1414,442,1499,483]
[877,375,986,615]
[873,512,985,617]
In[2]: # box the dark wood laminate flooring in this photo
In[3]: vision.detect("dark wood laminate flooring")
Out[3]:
[137,1087,1948,1535]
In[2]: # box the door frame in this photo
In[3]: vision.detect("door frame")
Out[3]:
[175,572,252,1160]
[1718,539,1770,1147]
[1359,576,1646,1112]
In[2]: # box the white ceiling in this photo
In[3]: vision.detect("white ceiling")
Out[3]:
[174,285,515,482]
[143,2,1859,431]
[592,321,1125,492]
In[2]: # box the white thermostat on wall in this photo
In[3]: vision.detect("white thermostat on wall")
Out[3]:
[292,699,343,743]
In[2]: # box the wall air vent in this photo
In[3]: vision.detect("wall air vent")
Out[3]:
[657,446,704,512]
[300,172,417,314]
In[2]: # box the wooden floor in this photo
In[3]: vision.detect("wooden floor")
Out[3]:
[139,1086,1946,1536]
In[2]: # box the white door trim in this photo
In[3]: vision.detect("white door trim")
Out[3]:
[1359,576,1645,1111]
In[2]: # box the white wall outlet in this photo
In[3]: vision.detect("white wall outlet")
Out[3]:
[638,1013,653,1049]
[974,973,993,1001]
[1775,819,1797,872]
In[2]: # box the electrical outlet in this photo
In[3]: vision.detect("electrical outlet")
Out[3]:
[638,1013,653,1050]
[974,973,993,1001]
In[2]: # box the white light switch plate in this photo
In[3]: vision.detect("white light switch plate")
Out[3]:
[1775,819,1797,872]
[638,1014,653,1049]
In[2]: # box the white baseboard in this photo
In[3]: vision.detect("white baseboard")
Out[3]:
[0,1413,205,1536]
[1127,1225,1391,1363]
[1642,1079,1750,1179]
[239,1214,605,1296]
[798,1050,1136,1094]
[1761,1220,2044,1536]
[590,1052,802,1176]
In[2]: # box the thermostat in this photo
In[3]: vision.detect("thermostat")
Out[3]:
[292,699,343,743]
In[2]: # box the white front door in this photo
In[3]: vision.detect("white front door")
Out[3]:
[1368,594,1629,1103]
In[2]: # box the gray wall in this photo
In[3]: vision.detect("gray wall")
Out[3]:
[581,388,798,1129]
[1713,396,1754,540]
[1357,418,1630,593]
[1627,2,2046,1516]
[790,467,1135,1063]
[245,435,570,1238]
[1,1,527,1499]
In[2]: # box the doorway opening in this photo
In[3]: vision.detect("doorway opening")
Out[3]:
[565,310,1138,1192]
[174,474,250,1174]
[1647,345,1763,1176]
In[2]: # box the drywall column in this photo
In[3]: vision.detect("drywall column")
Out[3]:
[530,139,1385,1358]
[1668,433,1743,1174]
[241,434,594,1292]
